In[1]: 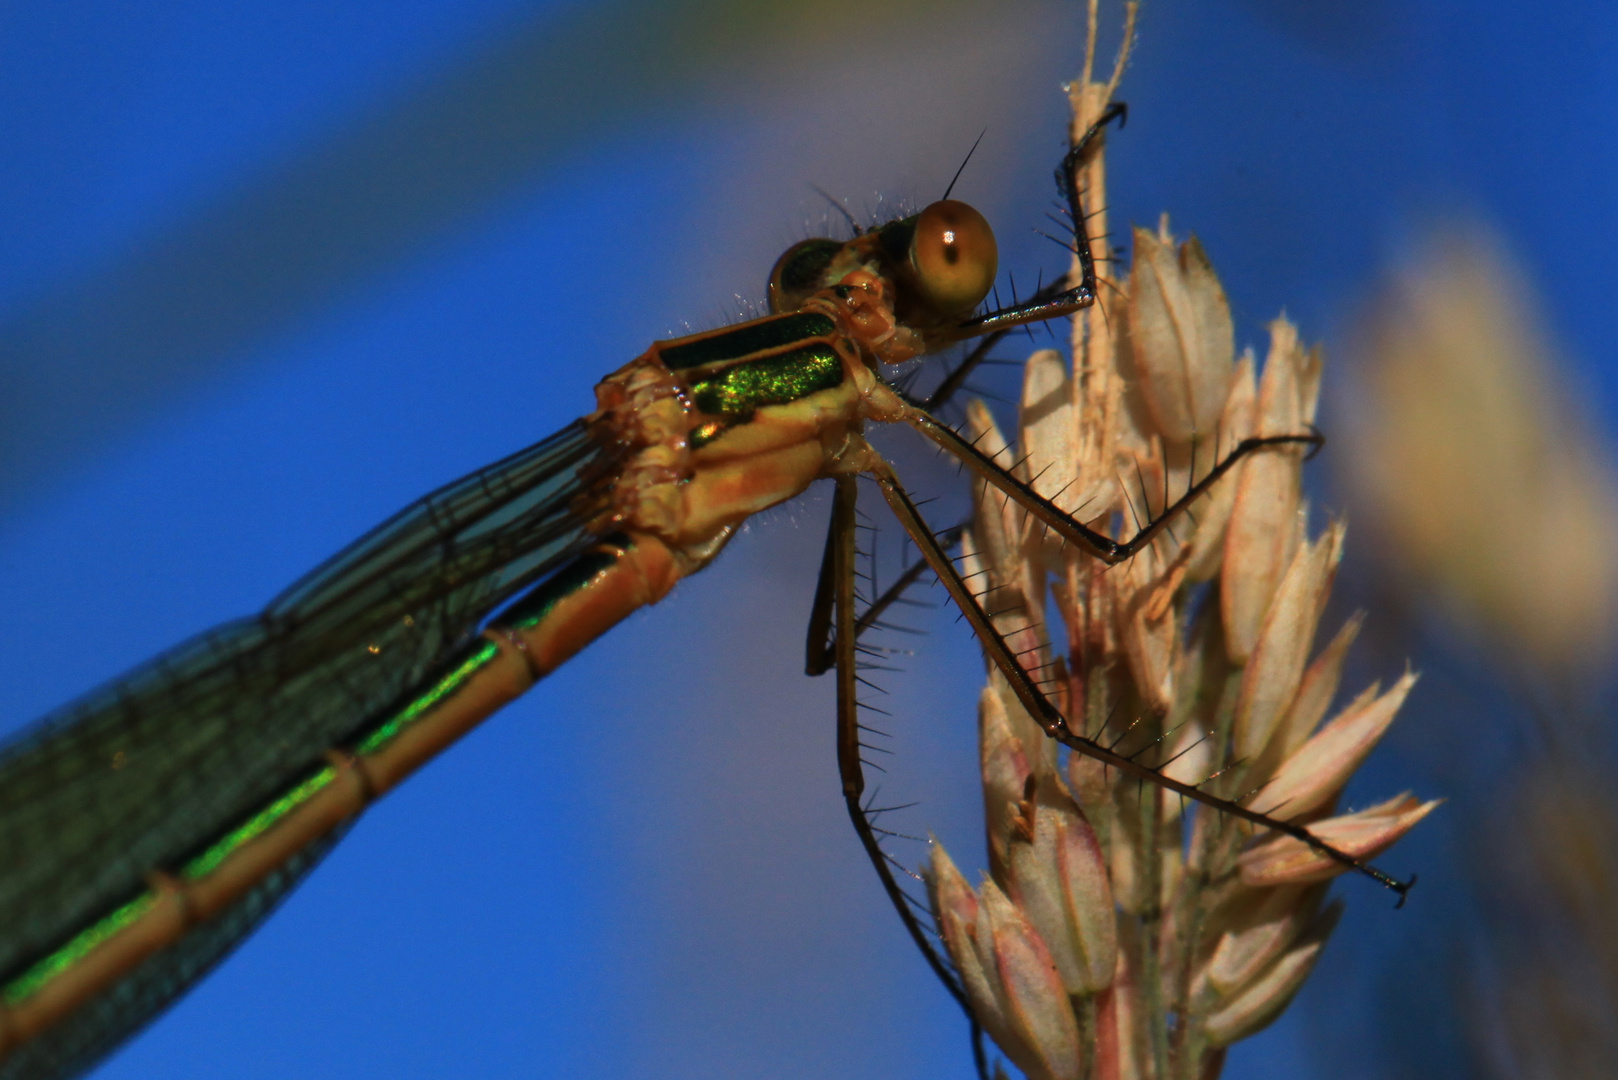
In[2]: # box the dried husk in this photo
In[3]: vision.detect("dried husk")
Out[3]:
[922,13,1431,1080]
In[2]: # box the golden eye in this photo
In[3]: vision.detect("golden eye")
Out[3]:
[908,199,997,314]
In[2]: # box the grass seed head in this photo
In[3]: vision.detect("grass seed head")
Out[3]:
[922,9,1431,1077]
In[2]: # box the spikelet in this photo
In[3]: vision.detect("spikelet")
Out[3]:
[924,9,1434,1078]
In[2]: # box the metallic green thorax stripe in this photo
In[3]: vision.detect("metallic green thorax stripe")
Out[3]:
[658,311,835,371]
[1,550,617,1010]
[689,343,842,433]
[686,342,843,450]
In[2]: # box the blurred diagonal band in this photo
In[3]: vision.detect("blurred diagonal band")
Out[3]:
[0,0,962,518]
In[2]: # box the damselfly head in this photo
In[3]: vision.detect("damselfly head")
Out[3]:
[904,199,998,315]
[767,199,1000,347]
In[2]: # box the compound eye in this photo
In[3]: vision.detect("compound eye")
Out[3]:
[768,238,841,314]
[908,199,998,314]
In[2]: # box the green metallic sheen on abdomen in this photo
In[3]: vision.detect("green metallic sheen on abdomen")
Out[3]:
[0,544,631,1010]
[0,545,624,1011]
[0,633,504,1008]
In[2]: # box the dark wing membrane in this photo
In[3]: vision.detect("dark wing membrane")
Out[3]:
[0,833,343,1080]
[0,419,616,982]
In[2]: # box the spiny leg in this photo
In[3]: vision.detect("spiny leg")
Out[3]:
[804,501,839,677]
[918,283,1069,413]
[827,474,972,1009]
[805,502,964,678]
[906,408,1324,565]
[867,458,1413,897]
[958,102,1128,334]
[808,403,1257,676]
[851,523,964,643]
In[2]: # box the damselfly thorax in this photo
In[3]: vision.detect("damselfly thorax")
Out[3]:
[570,199,1009,637]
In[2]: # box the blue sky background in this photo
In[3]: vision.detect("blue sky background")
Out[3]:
[1,2,1613,1077]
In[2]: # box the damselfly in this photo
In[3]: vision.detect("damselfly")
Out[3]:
[0,95,1405,1078]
